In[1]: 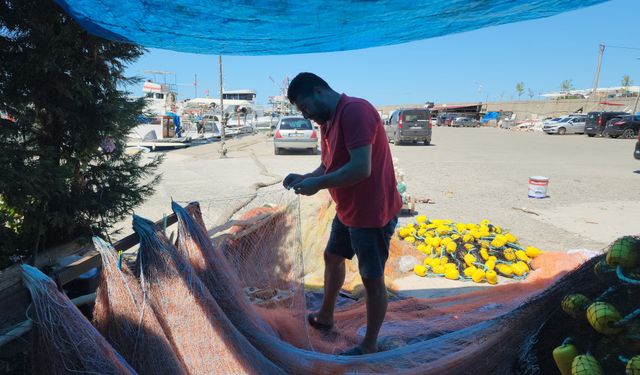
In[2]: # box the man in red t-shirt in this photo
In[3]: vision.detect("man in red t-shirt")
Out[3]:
[283,73,402,355]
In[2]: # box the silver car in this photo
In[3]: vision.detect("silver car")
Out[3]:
[273,116,318,155]
[452,117,479,127]
[543,115,586,135]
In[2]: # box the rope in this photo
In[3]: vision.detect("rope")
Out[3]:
[616,307,640,327]
[616,265,640,285]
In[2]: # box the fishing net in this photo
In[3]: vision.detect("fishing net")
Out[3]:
[161,189,594,373]
[20,264,136,375]
[92,237,188,375]
[518,238,640,374]
[132,213,284,374]
[16,187,599,374]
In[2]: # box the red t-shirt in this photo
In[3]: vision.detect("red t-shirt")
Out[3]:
[320,94,402,228]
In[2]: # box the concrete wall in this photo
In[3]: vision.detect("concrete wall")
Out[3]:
[376,97,639,120]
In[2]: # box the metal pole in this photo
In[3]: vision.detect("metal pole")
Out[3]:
[219,55,227,157]
[589,43,605,112]
[194,73,197,98]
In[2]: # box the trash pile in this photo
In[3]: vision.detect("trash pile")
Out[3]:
[548,236,640,375]
[397,216,543,284]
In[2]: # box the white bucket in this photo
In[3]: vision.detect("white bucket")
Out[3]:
[528,176,549,198]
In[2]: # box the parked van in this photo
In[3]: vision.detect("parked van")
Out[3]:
[385,109,432,145]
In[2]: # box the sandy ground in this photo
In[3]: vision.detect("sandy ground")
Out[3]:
[118,127,639,295]
[392,127,639,252]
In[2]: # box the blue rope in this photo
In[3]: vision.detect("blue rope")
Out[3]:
[506,243,524,250]
[615,307,640,327]
[117,250,123,271]
[616,265,640,285]
[619,355,630,364]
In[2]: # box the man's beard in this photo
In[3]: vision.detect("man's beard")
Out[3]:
[314,104,332,124]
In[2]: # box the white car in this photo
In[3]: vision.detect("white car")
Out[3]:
[273,116,318,155]
[543,115,586,135]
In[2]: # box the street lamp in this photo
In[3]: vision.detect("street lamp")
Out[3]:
[634,58,640,114]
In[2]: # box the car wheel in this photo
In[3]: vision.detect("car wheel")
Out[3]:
[309,148,316,155]
[557,127,566,135]
[394,132,402,146]
[587,134,596,138]
[622,128,636,139]
[424,139,431,145]
[274,146,281,155]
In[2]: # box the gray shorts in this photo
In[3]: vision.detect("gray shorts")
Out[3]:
[325,215,398,279]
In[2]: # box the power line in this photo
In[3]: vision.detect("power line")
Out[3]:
[605,45,640,51]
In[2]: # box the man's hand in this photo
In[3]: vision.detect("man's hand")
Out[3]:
[283,173,305,190]
[292,177,321,196]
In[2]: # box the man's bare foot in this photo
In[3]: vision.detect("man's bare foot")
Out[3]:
[359,342,378,354]
[340,343,378,356]
[307,312,333,331]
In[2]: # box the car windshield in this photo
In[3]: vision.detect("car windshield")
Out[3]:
[279,118,312,130]
[559,118,571,122]
[403,111,429,122]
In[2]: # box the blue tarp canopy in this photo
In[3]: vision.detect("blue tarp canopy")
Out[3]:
[481,112,499,123]
[54,0,606,55]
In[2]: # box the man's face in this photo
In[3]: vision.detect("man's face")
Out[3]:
[294,92,331,124]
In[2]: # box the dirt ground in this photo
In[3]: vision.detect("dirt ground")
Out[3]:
[123,127,639,254]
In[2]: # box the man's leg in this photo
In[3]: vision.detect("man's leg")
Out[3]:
[315,252,346,325]
[310,216,353,328]
[360,276,387,353]
[347,216,396,354]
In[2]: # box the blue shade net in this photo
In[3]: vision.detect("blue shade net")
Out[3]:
[54,0,607,55]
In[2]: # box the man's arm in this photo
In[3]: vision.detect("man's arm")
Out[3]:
[304,163,326,179]
[316,145,371,189]
[292,145,371,195]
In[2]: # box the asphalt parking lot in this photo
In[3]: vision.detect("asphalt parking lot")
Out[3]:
[124,127,640,253]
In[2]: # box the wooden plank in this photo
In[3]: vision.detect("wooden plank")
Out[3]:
[54,202,200,286]
[0,292,95,347]
[0,202,200,338]
[54,250,102,286]
[208,212,272,236]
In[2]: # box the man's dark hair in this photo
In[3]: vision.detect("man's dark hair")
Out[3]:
[287,72,331,104]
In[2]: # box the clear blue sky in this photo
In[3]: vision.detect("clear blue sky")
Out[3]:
[125,0,640,106]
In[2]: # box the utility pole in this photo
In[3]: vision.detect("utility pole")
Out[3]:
[218,55,227,157]
[589,43,606,112]
[194,73,197,98]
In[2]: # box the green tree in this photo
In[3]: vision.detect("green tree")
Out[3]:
[515,82,525,98]
[528,88,535,99]
[621,75,633,96]
[0,0,162,267]
[560,79,574,94]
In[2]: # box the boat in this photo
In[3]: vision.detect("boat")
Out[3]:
[128,81,191,150]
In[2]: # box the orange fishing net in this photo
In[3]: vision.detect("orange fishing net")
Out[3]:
[21,188,596,374]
